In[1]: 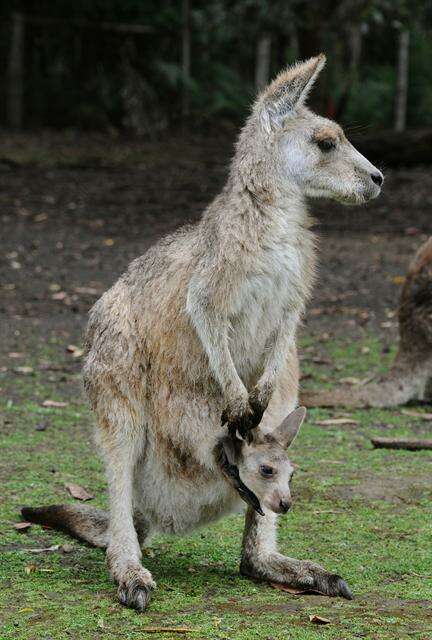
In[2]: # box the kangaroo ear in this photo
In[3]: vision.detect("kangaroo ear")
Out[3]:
[258,54,326,132]
[273,406,306,449]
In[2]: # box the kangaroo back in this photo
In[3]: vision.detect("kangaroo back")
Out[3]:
[21,504,109,548]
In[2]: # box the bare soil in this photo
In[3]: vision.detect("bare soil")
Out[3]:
[1,130,431,362]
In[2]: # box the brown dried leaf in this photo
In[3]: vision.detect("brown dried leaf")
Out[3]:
[51,291,67,301]
[66,344,84,358]
[41,399,68,408]
[14,521,32,532]
[24,563,37,575]
[74,286,99,295]
[339,376,362,385]
[65,483,94,501]
[137,629,193,634]
[309,615,331,625]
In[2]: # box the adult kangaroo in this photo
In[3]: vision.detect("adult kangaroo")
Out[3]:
[22,55,382,611]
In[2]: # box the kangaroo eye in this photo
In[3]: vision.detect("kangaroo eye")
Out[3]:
[317,138,336,152]
[260,465,274,478]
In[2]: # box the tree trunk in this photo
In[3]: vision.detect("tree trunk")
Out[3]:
[394,29,410,133]
[181,0,191,121]
[255,33,272,92]
[336,24,362,120]
[7,11,24,129]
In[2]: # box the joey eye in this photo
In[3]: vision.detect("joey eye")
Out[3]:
[260,464,274,478]
[317,138,335,152]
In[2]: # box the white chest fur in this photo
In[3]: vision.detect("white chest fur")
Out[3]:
[230,217,314,374]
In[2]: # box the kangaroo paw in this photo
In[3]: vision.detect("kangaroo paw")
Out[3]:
[116,565,156,612]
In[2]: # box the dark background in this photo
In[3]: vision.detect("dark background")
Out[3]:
[2,0,432,133]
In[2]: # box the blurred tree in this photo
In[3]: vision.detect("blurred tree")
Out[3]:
[1,0,432,132]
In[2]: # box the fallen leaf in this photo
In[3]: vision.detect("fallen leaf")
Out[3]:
[269,582,326,596]
[401,409,432,421]
[65,483,94,501]
[34,212,48,222]
[312,357,331,365]
[8,352,24,358]
[60,544,74,554]
[339,376,361,385]
[309,614,331,625]
[136,629,193,634]
[315,418,358,426]
[14,366,34,375]
[41,399,68,408]
[74,286,99,295]
[24,563,37,575]
[14,521,32,531]
[405,226,420,236]
[51,291,67,301]
[104,238,114,246]
[18,607,34,613]
[66,344,84,358]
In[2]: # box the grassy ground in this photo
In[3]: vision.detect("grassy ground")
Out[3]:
[1,336,431,640]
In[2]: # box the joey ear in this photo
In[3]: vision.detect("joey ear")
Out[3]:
[258,54,326,132]
[273,406,306,449]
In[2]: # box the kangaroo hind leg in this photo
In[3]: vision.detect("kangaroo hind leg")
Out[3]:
[97,398,155,612]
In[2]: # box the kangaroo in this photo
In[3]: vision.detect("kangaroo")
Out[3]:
[302,237,432,408]
[22,55,382,611]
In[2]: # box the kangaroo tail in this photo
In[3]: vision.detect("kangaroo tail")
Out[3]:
[21,504,109,548]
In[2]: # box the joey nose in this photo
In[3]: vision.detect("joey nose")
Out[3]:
[279,500,291,514]
[371,171,383,187]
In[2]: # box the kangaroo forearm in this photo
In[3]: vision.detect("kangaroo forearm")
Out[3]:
[187,296,245,398]
[258,314,299,394]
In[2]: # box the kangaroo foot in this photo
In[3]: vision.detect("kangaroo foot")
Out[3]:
[241,554,353,600]
[115,563,156,612]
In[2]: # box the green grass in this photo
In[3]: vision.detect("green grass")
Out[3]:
[0,337,431,639]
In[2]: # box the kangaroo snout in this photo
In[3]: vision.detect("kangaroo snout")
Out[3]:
[267,493,292,514]
[279,499,291,514]
[371,170,384,187]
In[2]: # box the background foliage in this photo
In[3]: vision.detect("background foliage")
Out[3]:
[1,1,432,132]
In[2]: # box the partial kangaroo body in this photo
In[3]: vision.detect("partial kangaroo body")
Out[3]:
[23,56,382,611]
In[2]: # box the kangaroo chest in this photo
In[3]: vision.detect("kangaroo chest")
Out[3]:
[230,229,315,370]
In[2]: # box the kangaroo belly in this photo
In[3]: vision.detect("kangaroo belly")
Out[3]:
[134,457,243,534]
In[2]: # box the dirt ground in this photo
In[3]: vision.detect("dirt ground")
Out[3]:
[1,129,432,361]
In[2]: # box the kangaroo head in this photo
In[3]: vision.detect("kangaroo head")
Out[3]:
[238,55,383,205]
[220,407,306,515]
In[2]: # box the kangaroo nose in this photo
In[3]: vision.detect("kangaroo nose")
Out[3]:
[371,171,383,187]
[279,500,291,513]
